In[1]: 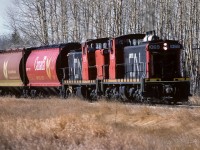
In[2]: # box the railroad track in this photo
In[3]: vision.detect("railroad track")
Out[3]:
[123,101,200,109]
[145,103,200,109]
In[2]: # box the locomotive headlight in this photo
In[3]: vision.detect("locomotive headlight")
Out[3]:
[163,43,168,50]
[163,47,168,50]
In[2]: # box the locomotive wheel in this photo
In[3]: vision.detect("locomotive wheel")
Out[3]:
[134,90,142,103]
[67,87,76,98]
[119,86,130,102]
[64,89,71,99]
[89,89,98,101]
[113,88,119,100]
[76,86,90,99]
[15,94,21,98]
[105,87,112,100]
[174,88,181,104]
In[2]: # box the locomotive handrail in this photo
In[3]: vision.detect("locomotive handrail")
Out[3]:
[102,63,146,83]
[116,63,145,77]
[62,62,147,83]
[62,65,98,84]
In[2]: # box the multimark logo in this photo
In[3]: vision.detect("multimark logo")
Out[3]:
[129,52,142,77]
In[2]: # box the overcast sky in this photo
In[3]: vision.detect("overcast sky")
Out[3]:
[0,0,12,35]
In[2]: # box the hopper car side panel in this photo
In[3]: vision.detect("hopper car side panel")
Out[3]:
[26,48,60,87]
[0,51,24,86]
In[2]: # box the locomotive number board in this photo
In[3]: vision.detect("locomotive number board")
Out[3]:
[148,43,181,51]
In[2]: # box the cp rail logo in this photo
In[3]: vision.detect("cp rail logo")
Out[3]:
[3,60,8,79]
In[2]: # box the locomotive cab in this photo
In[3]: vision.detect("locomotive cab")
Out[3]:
[82,38,110,80]
[109,34,145,79]
[148,41,182,80]
[146,40,190,103]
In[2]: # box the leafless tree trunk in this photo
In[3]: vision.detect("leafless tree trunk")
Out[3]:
[36,0,48,45]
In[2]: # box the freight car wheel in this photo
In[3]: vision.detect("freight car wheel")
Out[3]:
[0,90,3,96]
[22,89,29,98]
[30,90,37,98]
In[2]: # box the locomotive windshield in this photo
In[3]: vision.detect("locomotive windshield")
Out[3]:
[150,51,181,80]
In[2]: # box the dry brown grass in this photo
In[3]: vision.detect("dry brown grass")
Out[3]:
[189,96,200,105]
[0,97,200,150]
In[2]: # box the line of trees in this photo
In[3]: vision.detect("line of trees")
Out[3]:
[4,0,200,94]
[0,29,25,49]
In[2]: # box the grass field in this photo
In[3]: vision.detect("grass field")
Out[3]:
[0,97,200,150]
